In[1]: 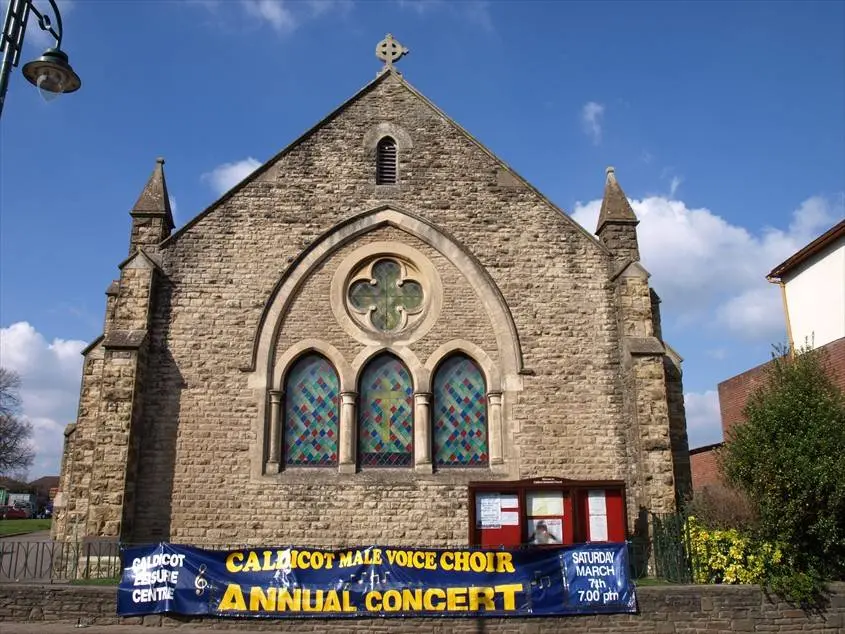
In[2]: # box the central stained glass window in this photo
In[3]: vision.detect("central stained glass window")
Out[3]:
[358,354,414,467]
[348,259,423,332]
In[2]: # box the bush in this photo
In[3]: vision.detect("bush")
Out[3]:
[684,485,756,531]
[686,515,783,585]
[720,344,845,604]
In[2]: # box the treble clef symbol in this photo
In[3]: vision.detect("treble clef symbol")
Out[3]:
[195,564,209,596]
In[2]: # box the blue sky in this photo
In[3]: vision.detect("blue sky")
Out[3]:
[1,0,843,477]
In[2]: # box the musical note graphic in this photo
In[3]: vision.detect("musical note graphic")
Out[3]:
[194,564,208,596]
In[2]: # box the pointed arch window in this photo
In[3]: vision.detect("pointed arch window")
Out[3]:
[358,354,413,467]
[433,355,488,468]
[376,136,398,185]
[283,354,340,467]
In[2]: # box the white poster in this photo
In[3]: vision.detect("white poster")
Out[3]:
[500,494,519,510]
[587,490,606,514]
[589,514,609,542]
[527,518,563,544]
[477,493,501,528]
[588,489,608,541]
[500,511,520,526]
[527,491,564,516]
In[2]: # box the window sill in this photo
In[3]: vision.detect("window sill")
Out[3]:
[261,464,512,485]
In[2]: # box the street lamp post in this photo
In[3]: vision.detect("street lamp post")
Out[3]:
[0,0,81,119]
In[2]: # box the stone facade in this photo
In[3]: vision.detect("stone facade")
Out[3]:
[53,67,690,547]
[2,582,844,632]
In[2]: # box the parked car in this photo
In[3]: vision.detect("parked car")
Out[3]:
[0,505,28,519]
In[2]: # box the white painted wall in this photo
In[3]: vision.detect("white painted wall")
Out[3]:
[784,239,845,349]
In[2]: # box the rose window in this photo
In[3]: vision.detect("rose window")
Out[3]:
[347,258,424,333]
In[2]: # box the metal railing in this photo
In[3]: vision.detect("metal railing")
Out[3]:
[0,525,693,584]
[0,539,121,582]
[651,512,695,583]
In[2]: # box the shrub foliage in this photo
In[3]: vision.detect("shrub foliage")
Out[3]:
[720,345,845,600]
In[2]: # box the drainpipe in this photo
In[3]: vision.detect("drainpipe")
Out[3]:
[767,275,794,357]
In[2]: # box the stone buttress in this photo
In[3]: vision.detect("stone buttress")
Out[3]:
[595,167,691,527]
[52,159,172,543]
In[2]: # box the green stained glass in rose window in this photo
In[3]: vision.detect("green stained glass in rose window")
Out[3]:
[348,259,423,332]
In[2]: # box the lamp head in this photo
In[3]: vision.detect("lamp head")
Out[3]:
[22,48,82,100]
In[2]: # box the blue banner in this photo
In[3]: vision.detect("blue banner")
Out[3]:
[118,543,636,618]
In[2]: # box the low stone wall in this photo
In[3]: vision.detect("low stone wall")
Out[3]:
[0,582,843,632]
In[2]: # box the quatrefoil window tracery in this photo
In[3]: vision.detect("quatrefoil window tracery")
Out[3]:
[347,259,425,333]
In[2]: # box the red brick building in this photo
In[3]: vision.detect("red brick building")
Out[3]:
[691,219,845,491]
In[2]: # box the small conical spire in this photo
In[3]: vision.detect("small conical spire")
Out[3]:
[131,157,174,231]
[596,166,638,234]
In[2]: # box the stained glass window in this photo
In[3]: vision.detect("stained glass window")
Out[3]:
[283,354,339,467]
[358,354,414,467]
[433,355,488,467]
[348,259,423,332]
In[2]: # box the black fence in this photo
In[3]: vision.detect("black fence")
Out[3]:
[0,539,122,582]
[0,515,696,584]
[651,512,695,583]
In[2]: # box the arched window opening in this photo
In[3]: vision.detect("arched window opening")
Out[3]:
[376,137,398,185]
[358,354,413,467]
[283,354,340,467]
[433,355,488,468]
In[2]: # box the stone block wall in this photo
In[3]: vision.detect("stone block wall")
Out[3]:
[56,69,689,547]
[1,583,843,632]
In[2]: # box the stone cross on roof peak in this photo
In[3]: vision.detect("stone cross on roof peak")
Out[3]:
[376,33,409,75]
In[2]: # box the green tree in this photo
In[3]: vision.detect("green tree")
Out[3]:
[721,345,845,598]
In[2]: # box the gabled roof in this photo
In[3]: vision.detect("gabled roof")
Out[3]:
[80,334,104,357]
[767,218,845,281]
[160,68,606,253]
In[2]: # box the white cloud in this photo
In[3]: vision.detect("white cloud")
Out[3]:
[397,0,493,29]
[463,1,494,31]
[397,0,446,15]
[201,157,262,196]
[669,175,683,197]
[168,196,179,227]
[581,102,604,145]
[306,0,353,17]
[0,322,85,479]
[572,193,842,339]
[242,0,297,33]
[684,390,723,448]
[194,0,345,34]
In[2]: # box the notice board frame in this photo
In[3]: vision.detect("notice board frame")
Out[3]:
[467,477,628,547]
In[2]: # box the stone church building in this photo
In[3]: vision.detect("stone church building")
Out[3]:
[53,38,690,548]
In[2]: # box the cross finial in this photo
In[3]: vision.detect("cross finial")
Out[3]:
[376,33,409,74]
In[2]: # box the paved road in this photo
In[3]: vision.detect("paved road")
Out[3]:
[0,532,53,582]
[0,532,120,582]
[0,531,51,542]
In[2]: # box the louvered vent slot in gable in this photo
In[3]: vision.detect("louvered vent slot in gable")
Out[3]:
[376,137,398,185]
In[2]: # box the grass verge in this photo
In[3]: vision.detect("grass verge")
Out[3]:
[0,519,51,536]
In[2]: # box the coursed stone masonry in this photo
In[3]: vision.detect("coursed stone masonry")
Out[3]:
[1,582,843,632]
[53,66,691,547]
